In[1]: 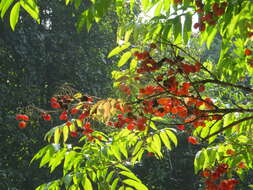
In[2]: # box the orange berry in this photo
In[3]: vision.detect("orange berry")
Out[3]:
[188,136,198,144]
[245,48,251,56]
[226,149,235,156]
[19,121,27,129]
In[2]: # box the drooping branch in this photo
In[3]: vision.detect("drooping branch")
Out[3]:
[203,115,253,140]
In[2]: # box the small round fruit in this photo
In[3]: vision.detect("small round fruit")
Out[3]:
[19,121,27,129]
[245,48,251,56]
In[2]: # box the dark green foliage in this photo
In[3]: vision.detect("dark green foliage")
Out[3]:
[0,1,116,189]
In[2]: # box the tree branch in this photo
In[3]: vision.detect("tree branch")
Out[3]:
[193,79,253,93]
[203,115,253,140]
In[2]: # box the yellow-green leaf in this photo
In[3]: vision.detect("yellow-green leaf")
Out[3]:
[54,127,61,144]
[166,129,178,146]
[10,2,20,30]
[119,171,141,183]
[63,125,69,143]
[118,51,132,67]
[160,131,172,150]
[122,179,148,190]
[83,177,93,190]
[108,42,131,58]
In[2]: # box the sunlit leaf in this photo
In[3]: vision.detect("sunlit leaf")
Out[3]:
[10,2,20,30]
[117,51,132,67]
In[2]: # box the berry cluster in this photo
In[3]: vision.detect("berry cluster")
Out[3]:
[16,114,29,128]
[132,49,222,141]
[194,1,227,32]
[201,164,239,190]
[106,104,148,131]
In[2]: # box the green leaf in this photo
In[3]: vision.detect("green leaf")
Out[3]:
[152,134,161,153]
[31,144,53,163]
[122,179,148,190]
[173,16,182,41]
[248,184,253,189]
[200,126,210,138]
[1,0,14,18]
[40,148,53,168]
[63,125,69,143]
[160,131,172,150]
[165,129,178,146]
[119,171,141,182]
[54,127,61,144]
[111,145,121,161]
[119,142,128,159]
[20,0,40,23]
[106,171,115,183]
[115,164,131,172]
[209,121,221,144]
[129,59,137,72]
[10,2,20,31]
[194,149,206,174]
[49,149,66,173]
[82,177,93,190]
[66,0,71,5]
[132,141,143,156]
[63,174,72,188]
[206,27,217,49]
[149,121,157,130]
[117,51,132,67]
[154,2,162,17]
[183,13,192,44]
[111,178,119,190]
[141,0,149,11]
[35,184,47,190]
[108,42,131,58]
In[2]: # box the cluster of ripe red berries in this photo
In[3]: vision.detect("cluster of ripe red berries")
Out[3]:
[16,114,29,128]
[201,164,239,190]
[16,93,98,141]
[194,1,227,32]
[106,103,148,131]
[131,48,223,144]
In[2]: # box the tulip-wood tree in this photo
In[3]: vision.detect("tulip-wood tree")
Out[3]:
[2,0,253,189]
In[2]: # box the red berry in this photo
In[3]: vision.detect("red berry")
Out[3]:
[187,136,198,144]
[16,114,29,121]
[238,161,246,168]
[51,102,61,109]
[226,149,235,155]
[177,125,185,131]
[70,131,78,137]
[87,97,93,102]
[70,108,79,115]
[66,121,72,127]
[245,48,251,56]
[198,85,205,92]
[147,152,154,157]
[50,97,57,103]
[59,112,68,120]
[83,122,91,129]
[18,121,27,129]
[199,22,206,32]
[193,23,200,29]
[127,123,135,130]
[42,113,51,121]
[201,169,211,178]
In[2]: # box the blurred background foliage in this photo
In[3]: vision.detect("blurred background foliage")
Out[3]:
[0,0,117,189]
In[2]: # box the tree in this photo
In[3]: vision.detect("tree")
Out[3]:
[1,0,253,189]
